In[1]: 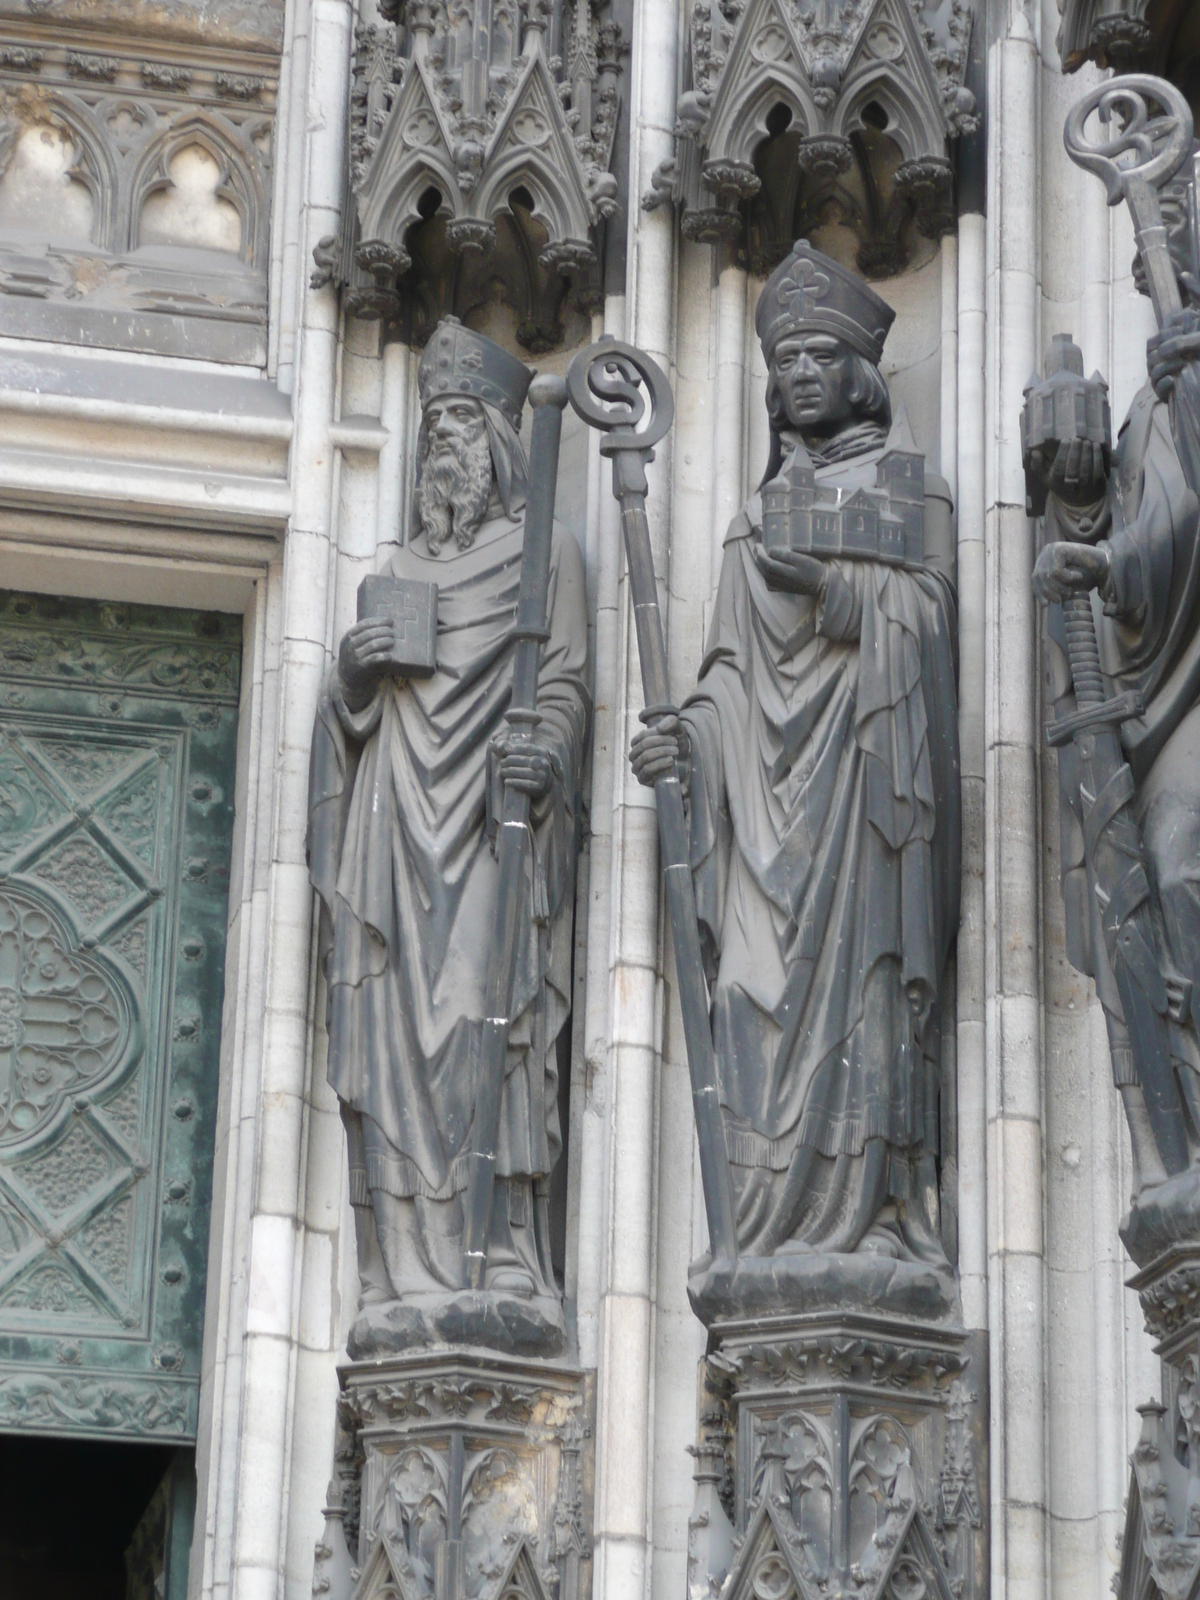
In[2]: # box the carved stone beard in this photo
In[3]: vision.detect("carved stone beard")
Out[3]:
[418,424,494,554]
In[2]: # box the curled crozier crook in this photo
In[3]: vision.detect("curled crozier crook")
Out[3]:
[1064,74,1193,206]
[565,336,675,453]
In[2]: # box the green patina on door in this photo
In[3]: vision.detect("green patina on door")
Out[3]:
[0,589,240,1444]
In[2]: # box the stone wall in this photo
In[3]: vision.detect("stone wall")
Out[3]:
[0,0,1184,1598]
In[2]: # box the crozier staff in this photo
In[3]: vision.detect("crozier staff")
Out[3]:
[307,318,589,1357]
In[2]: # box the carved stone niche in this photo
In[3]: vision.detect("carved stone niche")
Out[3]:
[686,1314,987,1600]
[0,10,279,364]
[1058,0,1200,101]
[642,0,979,282]
[313,1,624,354]
[1114,1249,1200,1600]
[313,1351,594,1600]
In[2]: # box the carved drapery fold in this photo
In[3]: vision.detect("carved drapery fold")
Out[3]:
[642,0,978,279]
[317,1,625,351]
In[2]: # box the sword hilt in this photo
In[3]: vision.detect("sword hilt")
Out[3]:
[1061,592,1105,707]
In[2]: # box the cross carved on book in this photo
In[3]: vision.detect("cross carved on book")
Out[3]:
[357,574,438,677]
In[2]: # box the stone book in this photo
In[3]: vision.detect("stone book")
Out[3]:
[356,574,438,678]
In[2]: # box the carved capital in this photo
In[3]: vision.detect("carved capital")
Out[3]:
[688,1316,984,1600]
[796,135,854,186]
[445,217,497,257]
[895,155,956,239]
[682,206,743,245]
[702,157,762,204]
[329,1352,593,1600]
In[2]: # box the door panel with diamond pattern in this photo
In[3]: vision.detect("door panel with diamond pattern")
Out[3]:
[0,590,240,1442]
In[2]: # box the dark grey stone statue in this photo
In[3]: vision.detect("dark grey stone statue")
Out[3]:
[1027,213,1200,1265]
[307,318,589,1359]
[1026,96,1200,1600]
[632,242,962,1325]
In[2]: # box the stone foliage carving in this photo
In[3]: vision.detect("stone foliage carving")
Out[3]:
[0,1369,191,1435]
[643,0,978,278]
[687,1318,984,1600]
[0,589,241,1443]
[1111,1252,1200,1600]
[1057,0,1153,73]
[313,1354,593,1600]
[0,21,278,362]
[318,1,624,351]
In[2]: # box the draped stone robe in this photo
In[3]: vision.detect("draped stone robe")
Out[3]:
[308,514,589,1296]
[682,447,960,1263]
[1048,374,1200,1098]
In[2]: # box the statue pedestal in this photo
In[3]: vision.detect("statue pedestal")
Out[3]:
[313,1348,592,1600]
[686,1309,986,1600]
[1116,1244,1200,1600]
[347,1289,568,1362]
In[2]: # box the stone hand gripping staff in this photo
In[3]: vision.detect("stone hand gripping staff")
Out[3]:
[566,338,740,1267]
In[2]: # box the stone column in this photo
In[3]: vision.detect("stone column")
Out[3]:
[982,9,1048,1600]
[199,4,354,1598]
[589,0,680,1595]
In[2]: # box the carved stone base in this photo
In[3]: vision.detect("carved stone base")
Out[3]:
[347,1290,568,1363]
[1121,1170,1200,1270]
[1116,1243,1200,1600]
[688,1250,960,1328]
[686,1312,986,1600]
[314,1348,592,1600]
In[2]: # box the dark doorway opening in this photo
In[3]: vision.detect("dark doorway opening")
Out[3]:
[0,1434,194,1600]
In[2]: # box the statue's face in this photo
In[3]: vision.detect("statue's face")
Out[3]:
[771,331,859,434]
[424,395,488,456]
[418,394,494,553]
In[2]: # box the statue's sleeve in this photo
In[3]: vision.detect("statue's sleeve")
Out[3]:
[1100,399,1197,673]
[307,669,385,971]
[855,563,961,986]
[681,540,746,983]
[307,670,356,969]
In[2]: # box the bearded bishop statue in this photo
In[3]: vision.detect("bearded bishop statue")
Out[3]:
[308,318,589,1358]
[633,243,961,1322]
